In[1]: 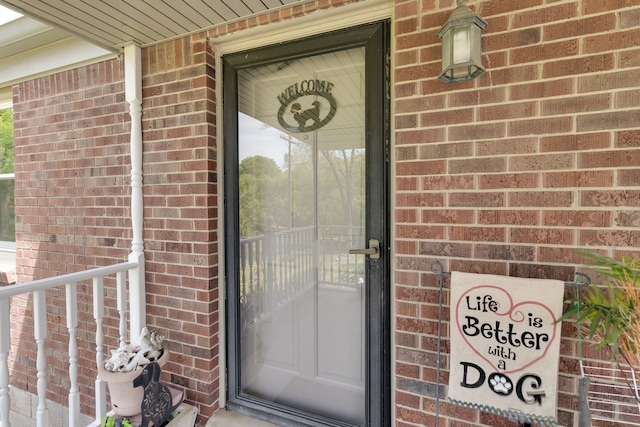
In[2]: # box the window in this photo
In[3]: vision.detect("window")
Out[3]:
[0,106,14,251]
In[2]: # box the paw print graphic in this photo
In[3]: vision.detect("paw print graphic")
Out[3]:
[488,373,513,396]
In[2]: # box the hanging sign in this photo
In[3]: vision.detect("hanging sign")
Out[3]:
[276,79,337,133]
[448,272,564,427]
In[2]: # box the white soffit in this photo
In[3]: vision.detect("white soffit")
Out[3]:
[0,15,114,100]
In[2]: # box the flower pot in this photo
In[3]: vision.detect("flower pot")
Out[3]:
[98,349,169,417]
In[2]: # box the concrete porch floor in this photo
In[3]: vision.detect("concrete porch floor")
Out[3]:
[5,386,277,427]
[206,409,278,427]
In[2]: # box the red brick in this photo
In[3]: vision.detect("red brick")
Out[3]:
[545,53,615,79]
[396,224,445,239]
[509,78,574,100]
[511,39,579,65]
[419,141,472,159]
[615,88,640,108]
[620,47,640,67]
[583,28,640,54]
[447,87,507,107]
[477,138,537,156]
[582,0,639,15]
[620,7,640,28]
[396,32,436,52]
[540,133,611,152]
[395,49,418,67]
[420,9,453,31]
[510,227,574,245]
[508,117,573,136]
[581,190,640,207]
[396,271,420,287]
[402,95,446,113]
[448,226,506,242]
[396,240,418,254]
[478,101,536,121]
[396,1,418,19]
[544,14,616,41]
[543,210,612,227]
[484,28,541,51]
[395,81,418,98]
[475,244,535,261]
[420,108,473,126]
[449,157,506,174]
[541,93,611,115]
[396,193,444,207]
[449,259,508,276]
[510,153,574,171]
[616,210,640,227]
[448,123,505,141]
[422,175,474,190]
[512,2,578,29]
[396,177,420,191]
[509,191,573,207]
[396,146,418,161]
[579,149,640,168]
[449,192,505,207]
[578,69,640,93]
[543,170,614,188]
[619,170,640,186]
[421,209,474,224]
[479,173,538,189]
[478,210,540,226]
[616,130,640,147]
[397,160,446,176]
[579,229,640,247]
[396,128,446,144]
[481,0,543,16]
[418,241,472,258]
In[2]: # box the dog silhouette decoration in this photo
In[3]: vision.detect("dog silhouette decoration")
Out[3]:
[133,362,181,427]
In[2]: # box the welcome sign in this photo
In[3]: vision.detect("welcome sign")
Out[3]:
[448,272,564,426]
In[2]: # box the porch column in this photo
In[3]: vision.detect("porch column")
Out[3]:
[124,43,146,342]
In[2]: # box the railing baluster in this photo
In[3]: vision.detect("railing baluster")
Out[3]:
[0,261,139,427]
[33,290,49,427]
[117,271,127,346]
[93,276,106,423]
[0,298,10,427]
[66,283,79,427]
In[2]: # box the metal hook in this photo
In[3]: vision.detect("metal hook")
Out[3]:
[565,272,591,288]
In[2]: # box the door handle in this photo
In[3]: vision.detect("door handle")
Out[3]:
[349,239,380,260]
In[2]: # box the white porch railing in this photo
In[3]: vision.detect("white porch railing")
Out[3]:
[0,261,143,427]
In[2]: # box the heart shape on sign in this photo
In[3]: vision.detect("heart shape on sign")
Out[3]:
[455,285,559,374]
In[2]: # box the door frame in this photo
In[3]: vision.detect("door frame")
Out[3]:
[222,21,390,426]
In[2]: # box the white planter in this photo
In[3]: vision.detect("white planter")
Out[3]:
[98,349,170,417]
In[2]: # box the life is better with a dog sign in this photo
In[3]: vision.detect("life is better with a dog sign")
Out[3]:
[448,272,565,427]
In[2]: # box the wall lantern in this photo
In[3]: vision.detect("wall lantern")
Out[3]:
[437,0,487,83]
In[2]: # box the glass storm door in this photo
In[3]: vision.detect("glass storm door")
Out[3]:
[224,22,389,427]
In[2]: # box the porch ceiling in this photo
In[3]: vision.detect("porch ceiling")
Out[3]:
[0,0,304,52]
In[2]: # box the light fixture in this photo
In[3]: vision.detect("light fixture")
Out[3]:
[437,0,487,83]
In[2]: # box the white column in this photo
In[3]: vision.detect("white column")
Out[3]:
[0,298,10,427]
[124,43,146,342]
[33,290,49,427]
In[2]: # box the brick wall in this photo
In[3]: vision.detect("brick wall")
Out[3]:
[12,59,130,410]
[10,44,220,424]
[394,1,640,426]
[8,0,639,426]
[139,37,219,424]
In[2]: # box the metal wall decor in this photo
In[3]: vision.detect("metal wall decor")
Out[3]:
[276,79,337,133]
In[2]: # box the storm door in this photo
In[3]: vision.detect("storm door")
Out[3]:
[224,22,389,427]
